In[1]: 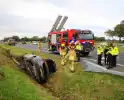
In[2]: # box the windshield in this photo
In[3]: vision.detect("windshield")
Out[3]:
[78,31,94,40]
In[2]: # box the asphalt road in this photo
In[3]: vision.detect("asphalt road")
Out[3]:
[16,43,124,72]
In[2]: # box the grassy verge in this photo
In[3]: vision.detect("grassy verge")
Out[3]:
[1,44,124,100]
[0,46,58,100]
[118,46,124,51]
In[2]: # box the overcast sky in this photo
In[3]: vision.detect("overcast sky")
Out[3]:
[0,0,123,39]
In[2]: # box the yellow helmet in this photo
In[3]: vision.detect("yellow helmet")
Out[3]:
[61,43,65,47]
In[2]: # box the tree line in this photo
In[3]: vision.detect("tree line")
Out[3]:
[3,36,48,42]
[3,35,106,42]
[105,20,124,42]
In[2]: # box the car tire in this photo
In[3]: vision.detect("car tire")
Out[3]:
[45,58,56,74]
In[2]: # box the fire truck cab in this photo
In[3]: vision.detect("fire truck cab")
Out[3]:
[48,15,95,56]
[48,29,95,56]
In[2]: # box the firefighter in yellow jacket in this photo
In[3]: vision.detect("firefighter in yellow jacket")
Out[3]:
[59,43,67,65]
[106,46,113,68]
[75,40,82,61]
[97,45,103,65]
[37,41,41,53]
[65,42,76,72]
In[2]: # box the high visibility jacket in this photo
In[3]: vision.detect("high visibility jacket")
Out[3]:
[75,44,82,50]
[104,46,109,54]
[106,47,114,55]
[38,43,41,48]
[60,47,67,56]
[113,46,119,55]
[97,46,103,55]
[65,50,76,61]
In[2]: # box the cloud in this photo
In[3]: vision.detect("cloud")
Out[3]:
[0,0,123,39]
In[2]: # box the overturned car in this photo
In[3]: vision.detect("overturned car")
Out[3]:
[19,54,56,83]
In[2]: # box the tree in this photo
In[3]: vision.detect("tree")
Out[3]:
[30,36,39,41]
[120,20,124,24]
[3,37,10,42]
[12,36,20,41]
[114,24,124,41]
[104,29,114,38]
[94,36,105,41]
[21,37,29,42]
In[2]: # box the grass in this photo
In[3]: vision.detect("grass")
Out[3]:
[118,46,124,51]
[0,45,58,100]
[1,44,124,100]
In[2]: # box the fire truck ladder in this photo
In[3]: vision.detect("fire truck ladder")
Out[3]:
[55,16,68,51]
[50,15,62,32]
[57,16,68,31]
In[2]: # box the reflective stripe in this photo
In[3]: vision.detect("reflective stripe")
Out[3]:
[69,56,75,60]
[113,47,119,55]
[76,45,82,50]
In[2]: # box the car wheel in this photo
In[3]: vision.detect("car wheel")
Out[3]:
[45,58,56,74]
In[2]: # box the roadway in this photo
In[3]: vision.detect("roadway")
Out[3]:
[16,43,124,72]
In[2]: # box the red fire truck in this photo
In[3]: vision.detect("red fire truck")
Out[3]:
[48,29,95,56]
[48,15,95,56]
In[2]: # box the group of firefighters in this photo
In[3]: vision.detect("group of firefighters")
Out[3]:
[38,39,119,72]
[59,40,82,72]
[97,42,119,69]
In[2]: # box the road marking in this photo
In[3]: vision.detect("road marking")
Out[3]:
[82,58,124,77]
[82,58,124,66]
[83,59,107,71]
[102,57,119,60]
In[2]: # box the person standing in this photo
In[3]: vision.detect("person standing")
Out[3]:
[97,45,103,65]
[65,41,76,72]
[112,43,119,67]
[106,43,114,69]
[59,43,67,66]
[37,41,41,53]
[104,44,109,65]
[75,40,82,62]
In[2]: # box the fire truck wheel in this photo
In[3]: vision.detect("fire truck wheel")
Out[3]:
[45,58,56,74]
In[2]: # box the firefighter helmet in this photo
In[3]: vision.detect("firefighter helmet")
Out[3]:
[61,43,65,47]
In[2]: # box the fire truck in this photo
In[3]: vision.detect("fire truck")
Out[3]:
[48,15,95,56]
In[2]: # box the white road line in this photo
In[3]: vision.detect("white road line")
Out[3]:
[82,58,124,66]
[83,59,107,71]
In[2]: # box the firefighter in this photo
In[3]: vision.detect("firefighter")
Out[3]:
[72,32,78,39]
[97,45,103,65]
[59,43,67,66]
[75,40,82,61]
[65,41,76,72]
[106,43,114,69]
[104,44,109,65]
[37,41,41,53]
[112,43,119,67]
[48,36,51,51]
[69,40,75,49]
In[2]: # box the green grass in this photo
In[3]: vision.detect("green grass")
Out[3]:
[118,46,124,51]
[1,44,124,100]
[0,46,58,100]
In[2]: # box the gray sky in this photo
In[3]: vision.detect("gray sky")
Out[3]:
[0,0,123,39]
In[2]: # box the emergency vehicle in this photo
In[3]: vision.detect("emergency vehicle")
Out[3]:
[48,29,94,56]
[48,15,95,56]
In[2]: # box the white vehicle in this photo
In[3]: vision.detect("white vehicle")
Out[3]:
[32,41,38,45]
